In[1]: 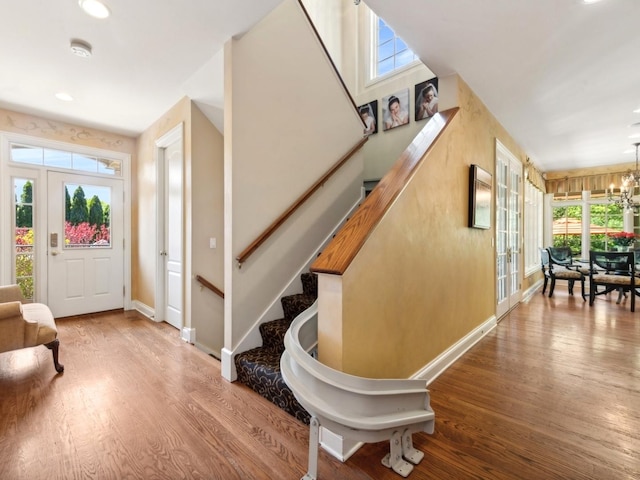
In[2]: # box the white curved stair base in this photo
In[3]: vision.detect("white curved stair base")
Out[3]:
[281,302,435,479]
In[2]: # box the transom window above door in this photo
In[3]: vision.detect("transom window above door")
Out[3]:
[10,143,122,176]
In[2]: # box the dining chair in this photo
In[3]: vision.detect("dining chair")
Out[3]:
[540,248,551,295]
[588,250,637,312]
[546,247,586,300]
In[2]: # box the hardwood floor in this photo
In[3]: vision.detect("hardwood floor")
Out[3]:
[0,288,638,479]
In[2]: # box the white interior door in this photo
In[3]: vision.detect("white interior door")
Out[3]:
[157,128,183,330]
[47,171,124,317]
[495,141,522,318]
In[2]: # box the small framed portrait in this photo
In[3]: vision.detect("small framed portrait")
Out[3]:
[415,78,439,121]
[358,100,378,136]
[381,88,410,131]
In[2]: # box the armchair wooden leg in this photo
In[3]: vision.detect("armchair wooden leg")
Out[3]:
[45,339,64,373]
[549,278,556,297]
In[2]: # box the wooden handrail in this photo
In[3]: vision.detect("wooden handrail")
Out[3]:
[195,275,224,299]
[311,108,459,276]
[236,136,368,268]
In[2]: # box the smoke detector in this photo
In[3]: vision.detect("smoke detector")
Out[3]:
[70,39,92,58]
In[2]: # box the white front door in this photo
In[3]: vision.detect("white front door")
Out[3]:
[47,171,124,317]
[495,141,522,319]
[156,125,183,330]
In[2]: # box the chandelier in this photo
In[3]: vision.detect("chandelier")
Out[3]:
[608,142,640,210]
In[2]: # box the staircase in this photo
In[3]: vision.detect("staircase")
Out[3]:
[234,272,317,424]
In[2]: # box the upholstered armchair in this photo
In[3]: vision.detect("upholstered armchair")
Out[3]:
[0,285,64,373]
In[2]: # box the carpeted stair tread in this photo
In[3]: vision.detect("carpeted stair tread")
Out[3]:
[301,272,318,297]
[235,347,310,424]
[235,272,318,425]
[259,318,290,351]
[281,293,316,322]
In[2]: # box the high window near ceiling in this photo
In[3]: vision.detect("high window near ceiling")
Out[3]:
[370,15,418,81]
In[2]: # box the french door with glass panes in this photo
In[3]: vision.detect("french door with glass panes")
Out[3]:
[495,141,522,319]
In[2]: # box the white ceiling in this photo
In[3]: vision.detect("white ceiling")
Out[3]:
[1,0,638,173]
[0,0,281,137]
[367,0,640,172]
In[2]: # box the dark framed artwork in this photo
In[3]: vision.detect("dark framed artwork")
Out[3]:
[358,100,378,136]
[415,78,439,121]
[468,164,492,229]
[381,88,410,131]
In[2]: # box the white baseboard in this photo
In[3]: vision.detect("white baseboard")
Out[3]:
[413,315,497,385]
[522,278,544,303]
[132,300,155,320]
[181,327,196,344]
[221,348,235,381]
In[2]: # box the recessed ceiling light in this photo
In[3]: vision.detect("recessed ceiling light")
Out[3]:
[583,0,603,4]
[70,39,92,58]
[634,108,640,114]
[55,92,74,102]
[79,0,110,19]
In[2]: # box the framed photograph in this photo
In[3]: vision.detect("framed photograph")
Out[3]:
[415,78,439,121]
[468,164,492,229]
[381,88,410,131]
[358,100,378,136]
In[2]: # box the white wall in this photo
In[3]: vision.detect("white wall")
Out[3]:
[223,0,365,360]
[305,1,437,181]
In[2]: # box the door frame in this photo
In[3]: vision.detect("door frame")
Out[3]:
[154,123,184,326]
[495,139,523,318]
[0,132,131,308]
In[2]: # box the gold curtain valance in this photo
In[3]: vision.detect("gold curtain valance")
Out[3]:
[545,172,627,194]
[525,161,546,193]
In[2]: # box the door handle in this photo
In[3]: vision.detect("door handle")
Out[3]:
[159,250,167,256]
[51,250,61,256]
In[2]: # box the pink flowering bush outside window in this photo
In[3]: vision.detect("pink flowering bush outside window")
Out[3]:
[64,221,111,247]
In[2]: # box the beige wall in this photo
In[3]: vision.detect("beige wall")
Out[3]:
[134,98,190,308]
[224,0,365,351]
[190,104,224,354]
[321,75,529,379]
[134,97,224,354]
